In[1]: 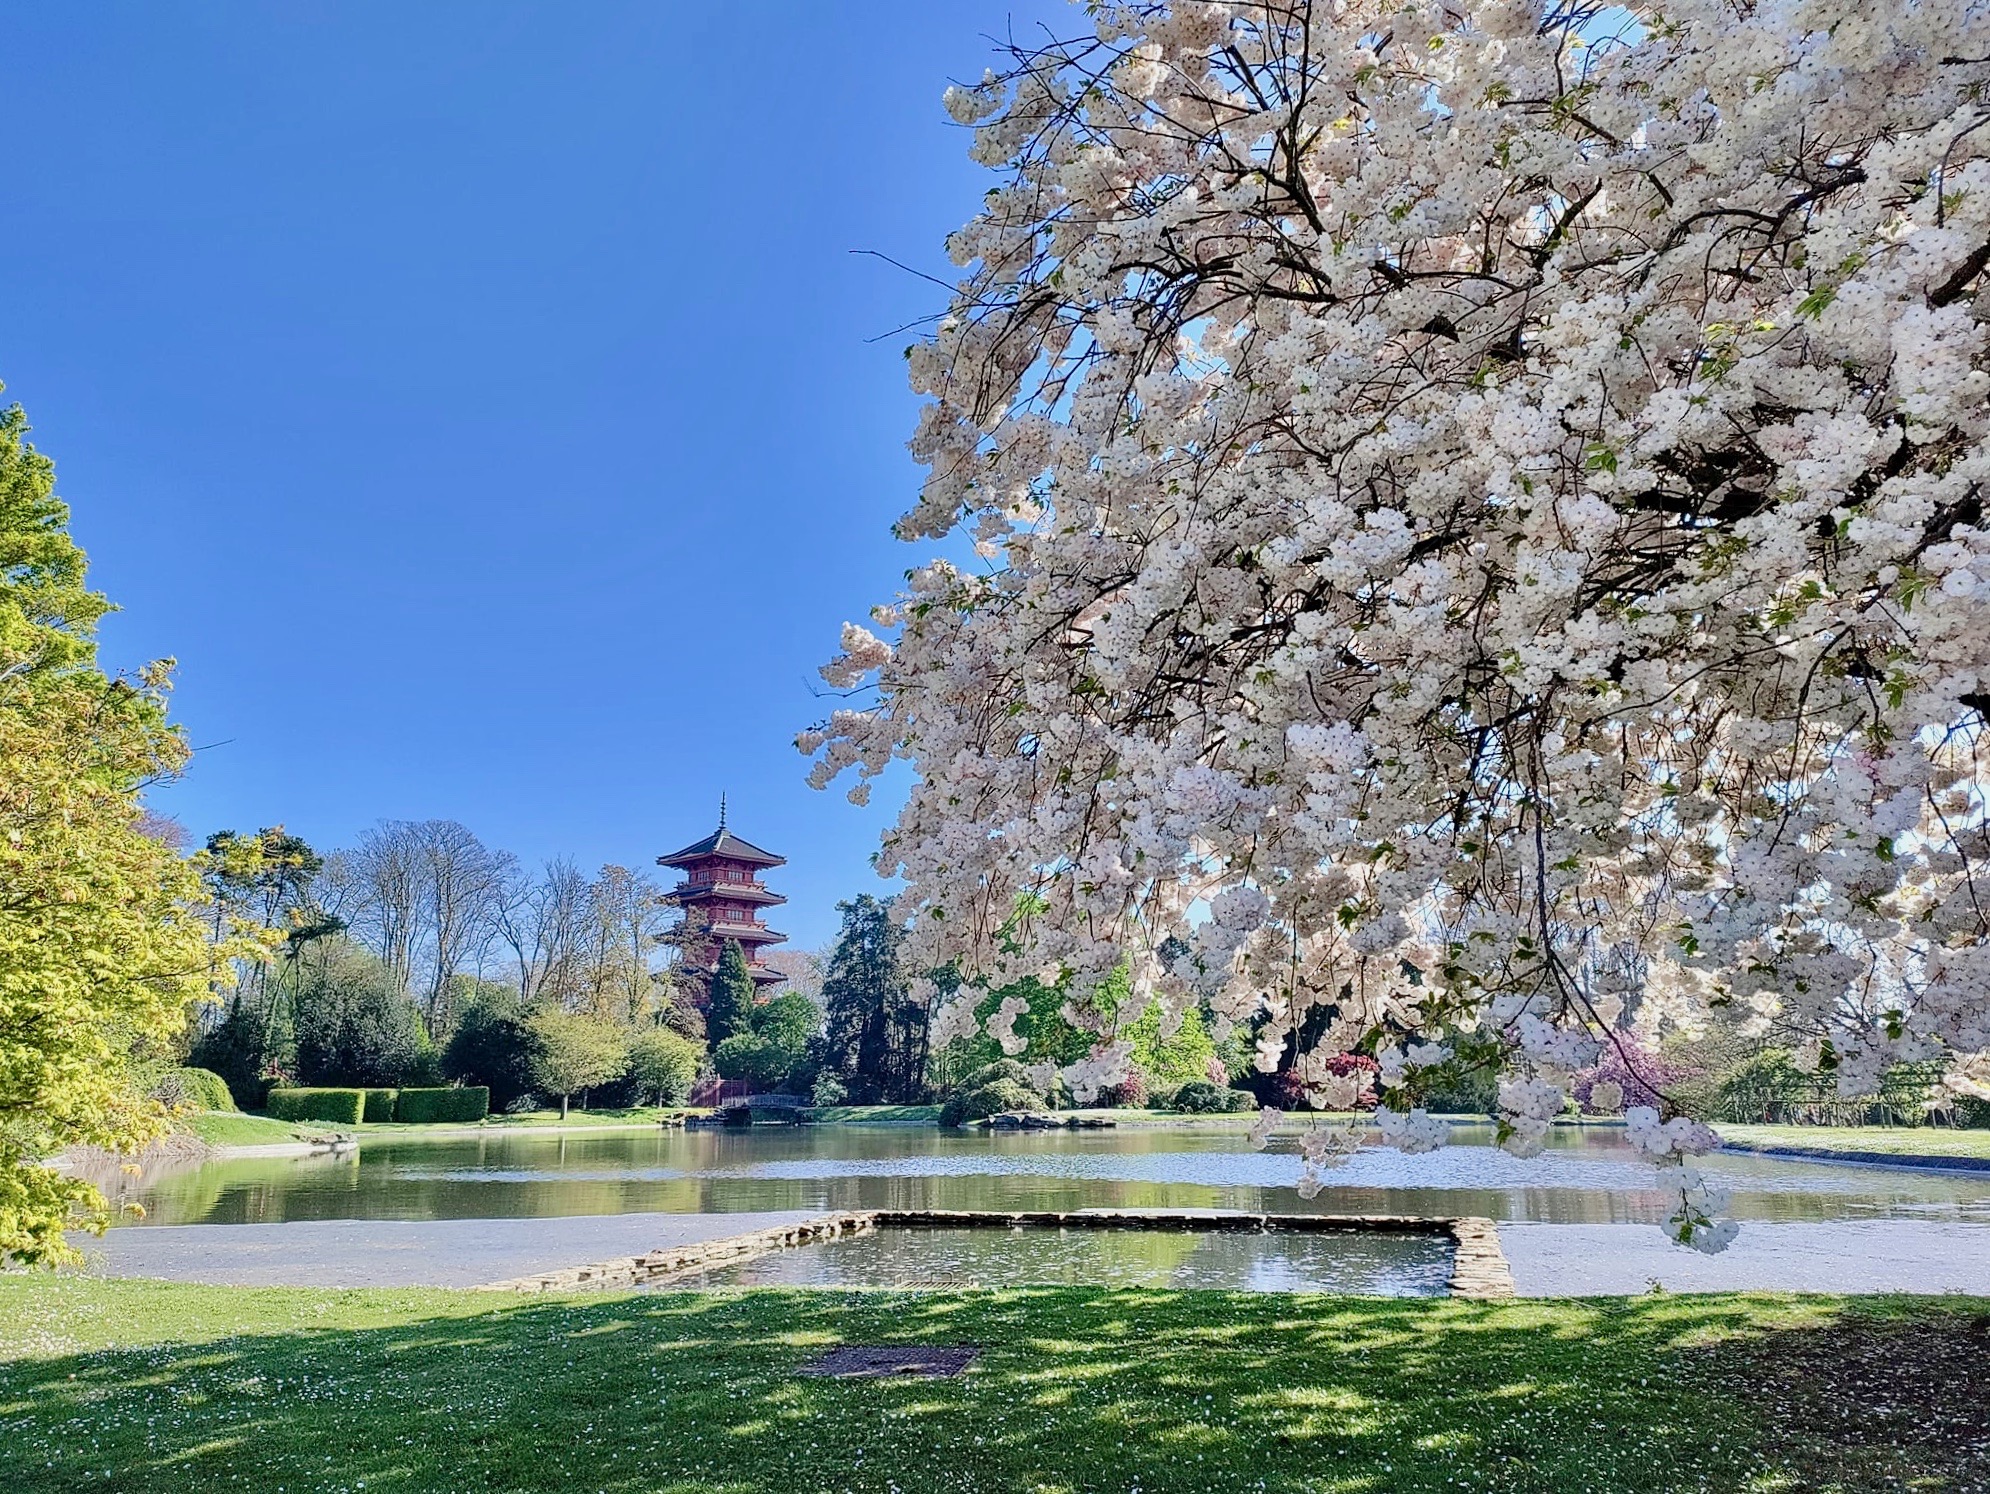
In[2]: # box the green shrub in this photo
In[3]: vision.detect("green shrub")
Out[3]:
[361,1088,399,1123]
[940,1078,1044,1127]
[811,1071,849,1107]
[1167,1080,1255,1114]
[265,1088,365,1125]
[393,1087,489,1124]
[153,1066,237,1112]
[713,1033,786,1089]
[1418,1066,1500,1116]
[961,1059,1040,1093]
[441,989,536,1110]
[626,1029,701,1106]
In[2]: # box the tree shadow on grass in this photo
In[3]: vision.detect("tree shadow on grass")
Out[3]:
[2,1285,1986,1493]
[1681,1300,1990,1494]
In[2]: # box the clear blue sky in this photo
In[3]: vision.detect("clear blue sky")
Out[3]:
[0,1,1066,948]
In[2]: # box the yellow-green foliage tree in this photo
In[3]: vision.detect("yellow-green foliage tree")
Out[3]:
[0,396,225,1264]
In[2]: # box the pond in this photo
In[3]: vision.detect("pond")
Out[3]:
[115,1121,1990,1229]
[669,1224,1458,1295]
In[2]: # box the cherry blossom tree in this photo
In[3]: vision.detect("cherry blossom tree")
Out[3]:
[807,0,1990,1249]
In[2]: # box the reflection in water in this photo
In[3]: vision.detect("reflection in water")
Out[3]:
[671,1225,1454,1295]
[117,1122,1990,1228]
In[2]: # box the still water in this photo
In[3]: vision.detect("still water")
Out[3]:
[672,1224,1456,1295]
[116,1122,1990,1228]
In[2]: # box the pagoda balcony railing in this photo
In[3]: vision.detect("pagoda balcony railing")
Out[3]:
[674,879,782,901]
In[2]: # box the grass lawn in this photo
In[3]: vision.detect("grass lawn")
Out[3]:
[183,1108,704,1149]
[1721,1124,1990,1160]
[380,1105,692,1132]
[2,1279,1985,1493]
[179,1111,334,1147]
[808,1104,942,1124]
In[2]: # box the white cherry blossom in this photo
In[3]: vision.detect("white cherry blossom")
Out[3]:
[811,0,1990,1255]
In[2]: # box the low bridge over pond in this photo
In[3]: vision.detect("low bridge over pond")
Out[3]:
[716,1093,810,1123]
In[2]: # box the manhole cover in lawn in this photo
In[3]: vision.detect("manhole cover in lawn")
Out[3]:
[798,1345,980,1379]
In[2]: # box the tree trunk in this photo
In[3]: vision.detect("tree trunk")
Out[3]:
[561,1093,570,1119]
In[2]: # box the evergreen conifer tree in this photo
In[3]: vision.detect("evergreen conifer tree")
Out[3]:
[820,896,919,1103]
[705,939,756,1050]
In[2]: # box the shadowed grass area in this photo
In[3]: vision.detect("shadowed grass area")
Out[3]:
[1,1278,1984,1492]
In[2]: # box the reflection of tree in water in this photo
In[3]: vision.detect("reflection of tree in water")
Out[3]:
[697,1225,1452,1293]
[116,1128,1990,1229]
[67,1134,220,1222]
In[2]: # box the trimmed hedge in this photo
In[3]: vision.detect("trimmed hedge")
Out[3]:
[362,1088,399,1123]
[393,1086,489,1124]
[266,1087,366,1125]
[154,1066,237,1112]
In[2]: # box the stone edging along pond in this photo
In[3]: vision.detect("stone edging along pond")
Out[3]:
[478,1209,1517,1301]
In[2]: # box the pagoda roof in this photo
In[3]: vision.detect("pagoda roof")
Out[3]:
[713,924,787,944]
[675,881,786,907]
[657,827,786,869]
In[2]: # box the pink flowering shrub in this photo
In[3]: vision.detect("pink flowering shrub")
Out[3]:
[1573,1037,1698,1114]
[1100,1070,1149,1108]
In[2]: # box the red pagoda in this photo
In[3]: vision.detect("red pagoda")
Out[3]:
[658,798,788,994]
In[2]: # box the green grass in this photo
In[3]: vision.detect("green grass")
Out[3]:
[461,1105,690,1130]
[1,1278,1984,1493]
[808,1104,942,1124]
[186,1107,704,1147]
[1721,1124,1990,1160]
[335,1106,692,1135]
[179,1111,333,1146]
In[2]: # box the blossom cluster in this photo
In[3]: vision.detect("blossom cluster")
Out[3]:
[808,0,1990,1254]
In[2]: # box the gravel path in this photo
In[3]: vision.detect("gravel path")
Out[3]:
[1498,1220,1990,1296]
[84,1211,823,1289]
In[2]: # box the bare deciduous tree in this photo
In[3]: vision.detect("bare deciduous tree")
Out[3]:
[414,820,514,1031]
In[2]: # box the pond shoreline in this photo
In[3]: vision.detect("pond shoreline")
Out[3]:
[1719,1140,1990,1174]
[176,1127,1990,1173]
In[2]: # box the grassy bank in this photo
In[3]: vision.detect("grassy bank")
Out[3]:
[1721,1124,1990,1160]
[385,1105,691,1132]
[180,1111,334,1146]
[174,1107,696,1150]
[807,1104,941,1124]
[3,1279,1985,1493]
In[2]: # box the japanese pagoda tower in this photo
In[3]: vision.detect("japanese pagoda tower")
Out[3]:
[657,798,788,992]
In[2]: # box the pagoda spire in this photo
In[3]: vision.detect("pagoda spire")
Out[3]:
[718,792,727,830]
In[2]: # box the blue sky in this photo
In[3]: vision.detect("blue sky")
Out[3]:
[0,1,1068,948]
